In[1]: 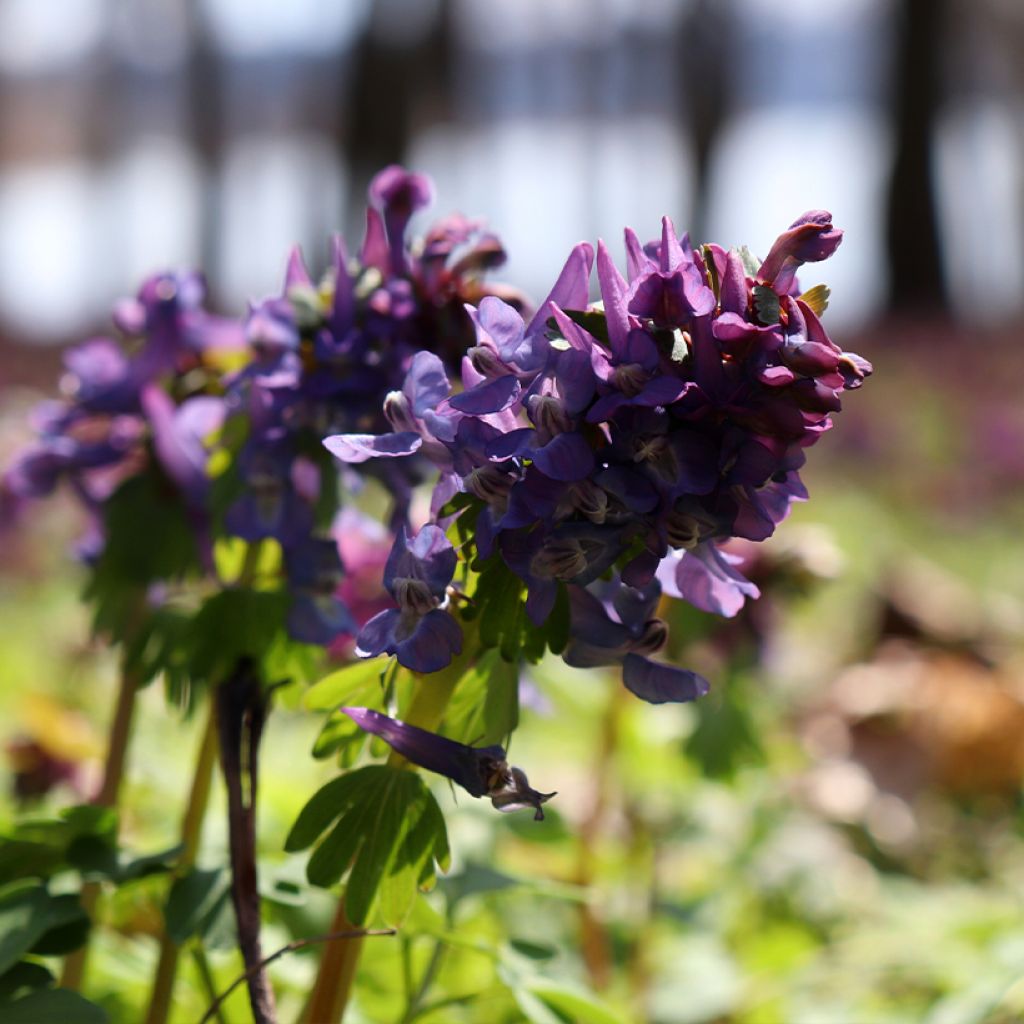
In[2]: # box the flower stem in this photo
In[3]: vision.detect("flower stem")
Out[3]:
[61,648,143,989]
[144,701,219,1024]
[216,661,277,1024]
[303,641,470,1023]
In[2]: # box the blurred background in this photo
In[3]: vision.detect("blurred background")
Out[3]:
[0,0,1022,358]
[3,1,1024,1022]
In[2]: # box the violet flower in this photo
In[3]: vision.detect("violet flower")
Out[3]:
[342,707,555,820]
[323,208,870,702]
[355,524,463,673]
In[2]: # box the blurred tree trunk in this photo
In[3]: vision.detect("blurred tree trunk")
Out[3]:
[885,0,948,312]
[678,0,729,243]
[339,0,454,214]
[185,0,225,303]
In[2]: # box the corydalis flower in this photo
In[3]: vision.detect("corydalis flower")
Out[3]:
[323,209,871,703]
[355,524,463,673]
[342,707,555,820]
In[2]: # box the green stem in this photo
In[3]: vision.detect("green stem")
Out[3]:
[400,939,446,1024]
[303,633,472,1024]
[144,702,219,1024]
[61,648,143,989]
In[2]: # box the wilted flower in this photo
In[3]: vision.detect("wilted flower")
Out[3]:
[343,707,555,819]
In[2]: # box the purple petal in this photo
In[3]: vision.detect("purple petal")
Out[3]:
[448,374,520,415]
[287,593,355,646]
[403,351,451,417]
[634,376,693,407]
[342,706,502,797]
[531,433,595,482]
[330,241,356,336]
[323,432,422,464]
[142,386,213,503]
[284,245,313,289]
[355,608,401,657]
[552,347,596,414]
[526,241,595,334]
[596,239,630,358]
[395,608,463,673]
[719,251,748,315]
[486,426,538,462]
[623,226,652,281]
[384,524,457,596]
[758,211,843,291]
[622,654,710,704]
[658,542,760,617]
[476,296,526,360]
[359,207,389,273]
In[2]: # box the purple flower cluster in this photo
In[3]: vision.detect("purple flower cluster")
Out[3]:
[325,211,871,699]
[3,272,235,559]
[4,167,517,652]
[219,167,517,643]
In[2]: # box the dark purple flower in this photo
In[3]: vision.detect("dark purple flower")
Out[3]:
[284,537,355,645]
[562,576,711,704]
[355,525,463,673]
[342,707,555,819]
[224,443,313,546]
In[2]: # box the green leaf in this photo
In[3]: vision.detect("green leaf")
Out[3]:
[526,981,628,1024]
[684,671,763,779]
[164,867,233,947]
[542,583,570,657]
[435,490,477,519]
[509,939,557,961]
[474,556,526,659]
[752,284,780,326]
[701,244,721,300]
[799,282,831,316]
[443,649,519,747]
[29,895,90,956]
[304,658,389,711]
[0,987,109,1024]
[311,710,367,766]
[187,588,289,686]
[288,766,450,925]
[0,961,54,1000]
[83,469,202,645]
[0,886,86,976]
[0,806,117,886]
[736,245,760,277]
[284,771,379,854]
